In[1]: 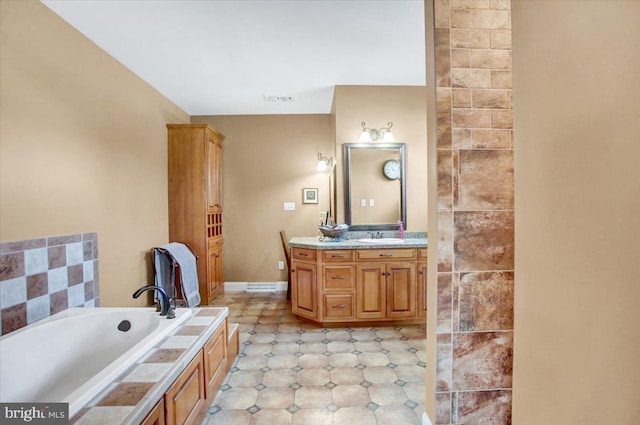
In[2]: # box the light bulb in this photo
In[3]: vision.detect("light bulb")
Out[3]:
[317,160,328,172]
[382,131,395,142]
[359,130,372,142]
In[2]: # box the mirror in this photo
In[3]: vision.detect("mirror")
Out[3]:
[343,143,406,231]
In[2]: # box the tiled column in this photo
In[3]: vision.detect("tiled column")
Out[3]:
[433,1,514,424]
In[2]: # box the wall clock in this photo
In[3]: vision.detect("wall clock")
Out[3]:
[382,159,400,180]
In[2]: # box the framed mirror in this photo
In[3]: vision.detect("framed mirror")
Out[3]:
[343,143,406,231]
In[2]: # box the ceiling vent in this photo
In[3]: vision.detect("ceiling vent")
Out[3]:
[264,95,294,102]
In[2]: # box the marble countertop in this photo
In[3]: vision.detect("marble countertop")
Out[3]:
[289,236,428,250]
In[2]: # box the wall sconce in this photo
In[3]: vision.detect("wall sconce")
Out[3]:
[316,152,335,172]
[359,121,395,142]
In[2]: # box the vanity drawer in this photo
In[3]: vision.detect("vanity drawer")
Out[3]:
[356,249,416,261]
[323,265,354,291]
[322,250,355,262]
[292,247,317,261]
[323,294,354,319]
[418,249,428,260]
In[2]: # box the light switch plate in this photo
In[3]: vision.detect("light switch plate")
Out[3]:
[360,199,367,207]
[283,202,295,211]
[369,199,375,207]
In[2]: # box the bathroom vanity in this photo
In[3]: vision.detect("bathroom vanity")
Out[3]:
[289,237,427,326]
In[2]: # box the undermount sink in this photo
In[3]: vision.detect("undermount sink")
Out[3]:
[356,238,405,244]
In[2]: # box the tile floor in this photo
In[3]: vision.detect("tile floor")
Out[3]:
[201,291,426,425]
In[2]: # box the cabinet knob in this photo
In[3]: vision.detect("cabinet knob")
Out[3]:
[418,270,424,275]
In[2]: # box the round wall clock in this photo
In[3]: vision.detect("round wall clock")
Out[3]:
[382,159,401,180]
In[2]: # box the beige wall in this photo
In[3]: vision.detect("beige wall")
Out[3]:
[0,1,189,306]
[190,115,333,282]
[512,1,640,424]
[333,86,428,231]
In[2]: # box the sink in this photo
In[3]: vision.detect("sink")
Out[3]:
[356,238,405,244]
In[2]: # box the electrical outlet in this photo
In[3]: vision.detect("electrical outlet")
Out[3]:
[278,261,285,270]
[283,202,295,211]
[360,199,367,207]
[369,198,375,207]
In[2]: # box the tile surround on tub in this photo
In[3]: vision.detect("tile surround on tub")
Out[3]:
[0,233,100,335]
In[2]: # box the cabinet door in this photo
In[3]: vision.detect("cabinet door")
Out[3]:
[203,323,227,400]
[417,262,427,318]
[165,353,205,425]
[207,242,223,302]
[140,399,165,425]
[206,132,223,212]
[291,260,317,319]
[386,262,416,318]
[356,264,386,319]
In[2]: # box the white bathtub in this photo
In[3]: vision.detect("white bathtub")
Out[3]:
[0,307,192,417]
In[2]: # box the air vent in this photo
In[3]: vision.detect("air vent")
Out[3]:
[264,94,294,102]
[247,283,277,292]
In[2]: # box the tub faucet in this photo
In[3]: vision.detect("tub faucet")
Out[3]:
[132,285,175,319]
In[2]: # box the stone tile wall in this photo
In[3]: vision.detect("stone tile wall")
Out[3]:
[0,233,100,335]
[433,0,514,423]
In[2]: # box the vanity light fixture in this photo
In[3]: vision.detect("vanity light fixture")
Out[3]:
[359,121,395,142]
[316,152,335,172]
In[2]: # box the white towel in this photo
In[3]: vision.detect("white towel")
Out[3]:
[154,242,201,307]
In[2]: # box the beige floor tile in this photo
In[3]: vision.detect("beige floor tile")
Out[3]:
[362,366,398,384]
[300,332,326,342]
[216,388,259,410]
[332,406,377,425]
[327,353,358,368]
[358,352,390,367]
[394,364,426,383]
[350,330,377,341]
[380,339,412,351]
[243,343,272,356]
[294,386,331,409]
[204,409,251,425]
[228,370,264,388]
[267,354,298,370]
[275,332,300,343]
[354,341,383,353]
[368,384,409,406]
[326,341,354,353]
[263,369,297,387]
[299,341,327,354]
[297,368,330,386]
[256,387,295,409]
[236,355,269,371]
[329,367,363,385]
[249,409,292,425]
[291,408,334,425]
[404,381,427,402]
[374,328,404,339]
[272,342,300,355]
[331,385,370,407]
[324,330,351,341]
[297,353,329,369]
[375,405,421,425]
[249,332,276,343]
[387,350,419,365]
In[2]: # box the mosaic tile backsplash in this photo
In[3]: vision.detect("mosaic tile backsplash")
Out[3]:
[0,233,100,335]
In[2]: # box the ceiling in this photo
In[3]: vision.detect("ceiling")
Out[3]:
[41,0,426,116]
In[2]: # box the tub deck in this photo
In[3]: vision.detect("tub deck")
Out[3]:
[69,307,228,425]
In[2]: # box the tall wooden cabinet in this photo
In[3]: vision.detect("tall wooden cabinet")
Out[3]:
[167,124,225,305]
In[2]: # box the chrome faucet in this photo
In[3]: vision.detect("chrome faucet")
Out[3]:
[367,232,385,239]
[132,285,175,319]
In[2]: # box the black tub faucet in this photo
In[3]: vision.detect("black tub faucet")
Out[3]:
[132,285,175,319]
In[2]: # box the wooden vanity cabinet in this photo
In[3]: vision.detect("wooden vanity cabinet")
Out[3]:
[290,245,427,325]
[168,124,225,305]
[203,323,227,400]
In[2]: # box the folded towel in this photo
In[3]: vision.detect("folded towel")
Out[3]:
[154,242,201,307]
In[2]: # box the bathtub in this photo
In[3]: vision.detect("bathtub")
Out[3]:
[0,307,192,417]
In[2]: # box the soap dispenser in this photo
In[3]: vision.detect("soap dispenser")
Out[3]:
[398,220,405,239]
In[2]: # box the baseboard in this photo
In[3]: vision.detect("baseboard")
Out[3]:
[224,281,287,292]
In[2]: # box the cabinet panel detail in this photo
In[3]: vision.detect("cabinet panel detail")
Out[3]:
[323,294,354,319]
[291,261,317,319]
[417,262,427,318]
[164,353,204,425]
[323,265,354,291]
[322,250,355,262]
[203,324,227,400]
[356,264,386,319]
[386,263,416,318]
[356,249,416,261]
